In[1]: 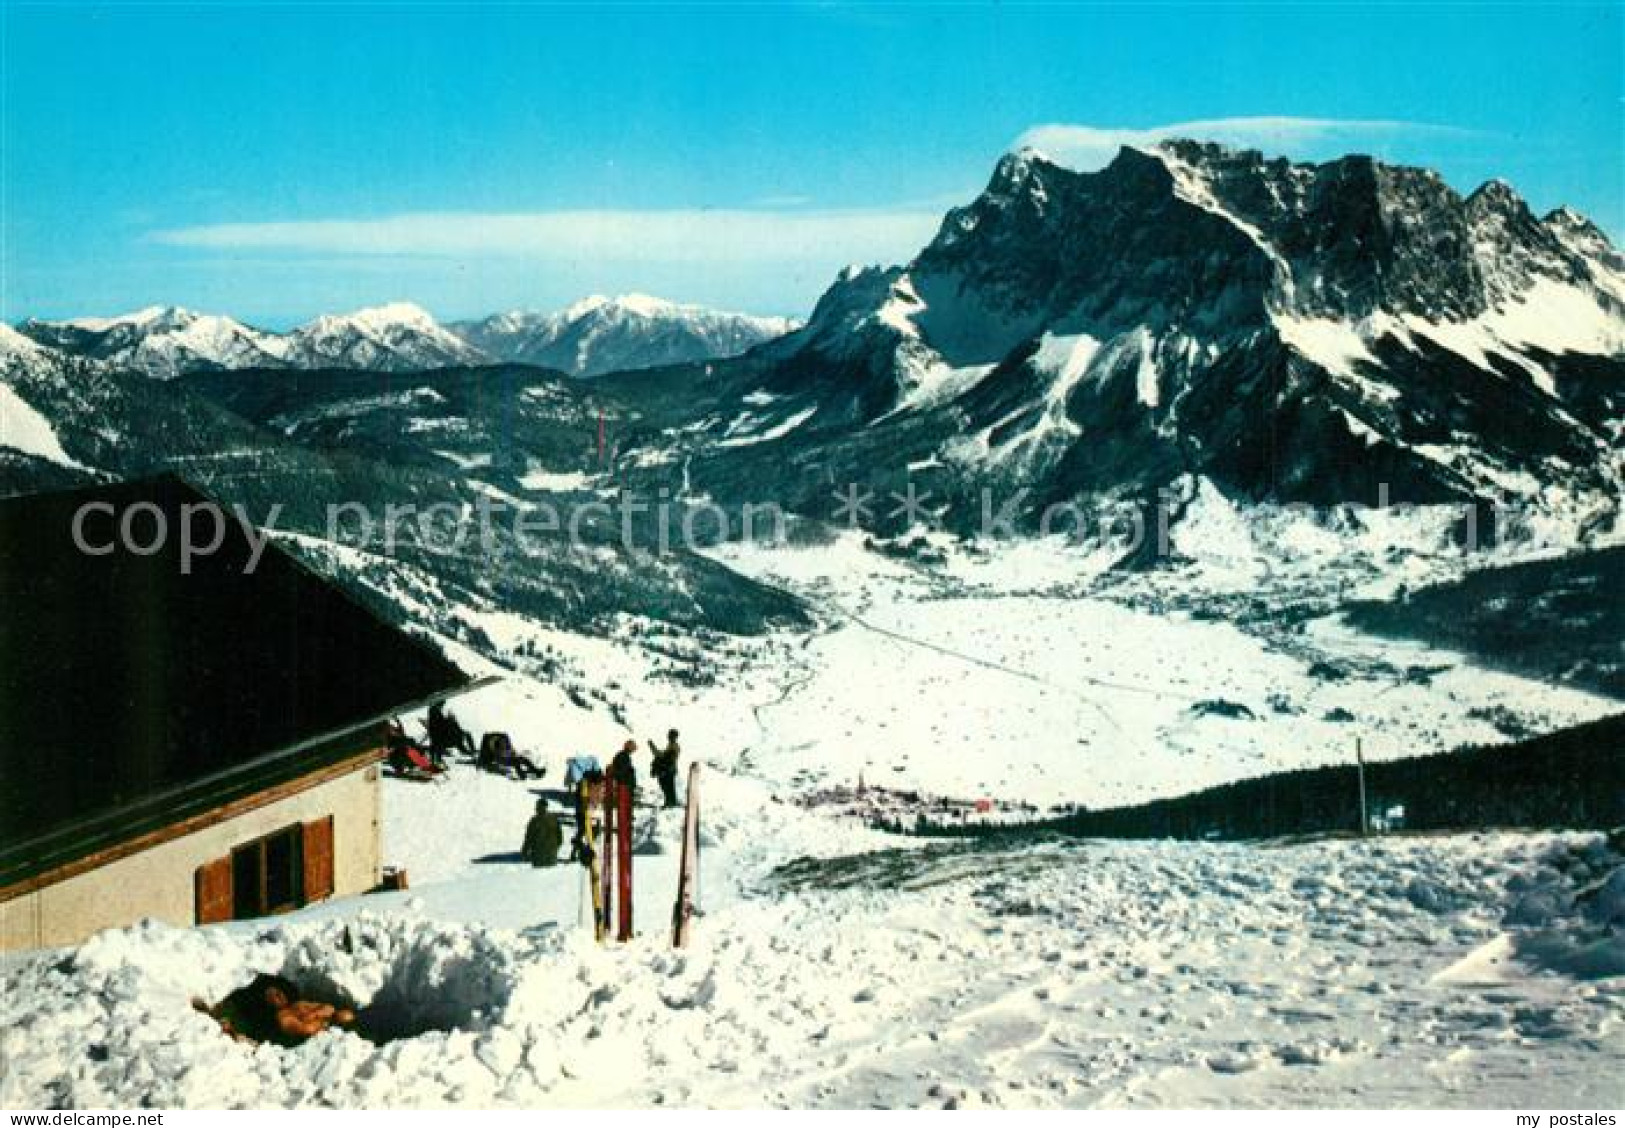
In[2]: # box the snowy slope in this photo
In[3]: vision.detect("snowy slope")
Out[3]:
[0,322,45,361]
[0,383,84,468]
[0,326,101,481]
[0,519,1621,1109]
[453,294,795,378]
[2,756,1619,1107]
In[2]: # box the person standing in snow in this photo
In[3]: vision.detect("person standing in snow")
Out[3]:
[521,797,563,867]
[648,729,681,808]
[609,739,638,793]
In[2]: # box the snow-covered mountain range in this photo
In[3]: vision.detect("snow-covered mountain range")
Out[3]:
[7,140,1623,542]
[17,306,289,379]
[14,296,792,379]
[5,145,1624,1111]
[451,294,796,378]
[16,301,483,378]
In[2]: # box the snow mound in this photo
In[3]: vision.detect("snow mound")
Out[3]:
[1436,834,1625,985]
[0,914,550,1108]
[279,917,522,1043]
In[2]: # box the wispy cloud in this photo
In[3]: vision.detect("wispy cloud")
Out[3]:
[145,207,943,268]
[1013,116,1480,170]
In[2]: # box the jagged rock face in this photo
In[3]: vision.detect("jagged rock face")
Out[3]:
[1148,141,1614,321]
[626,142,1624,531]
[453,295,794,378]
[894,142,1623,355]
[910,147,1276,361]
[1546,207,1625,275]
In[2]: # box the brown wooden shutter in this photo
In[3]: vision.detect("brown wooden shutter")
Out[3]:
[195,856,233,924]
[302,816,335,903]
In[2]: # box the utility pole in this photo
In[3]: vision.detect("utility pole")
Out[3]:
[1355,736,1369,837]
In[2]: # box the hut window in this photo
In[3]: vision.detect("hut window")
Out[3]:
[197,817,336,925]
[229,825,305,919]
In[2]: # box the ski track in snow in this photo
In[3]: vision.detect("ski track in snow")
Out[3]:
[2,536,1622,1108]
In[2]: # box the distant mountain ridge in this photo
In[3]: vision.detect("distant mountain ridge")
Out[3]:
[15,295,793,379]
[0,327,807,639]
[450,294,797,377]
[19,306,289,379]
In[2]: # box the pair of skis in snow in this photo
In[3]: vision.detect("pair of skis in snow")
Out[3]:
[579,777,633,942]
[577,762,701,948]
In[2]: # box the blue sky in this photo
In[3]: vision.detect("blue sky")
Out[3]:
[3,2,1620,325]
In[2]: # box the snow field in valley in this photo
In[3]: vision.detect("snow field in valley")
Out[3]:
[701,534,1618,808]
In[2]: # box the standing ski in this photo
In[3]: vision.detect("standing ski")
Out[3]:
[672,763,700,948]
[579,779,606,942]
[616,781,634,941]
[599,779,616,939]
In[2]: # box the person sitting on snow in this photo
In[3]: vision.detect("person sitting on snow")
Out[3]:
[522,797,564,867]
[200,973,356,1047]
[385,718,442,778]
[426,702,475,768]
[478,732,547,780]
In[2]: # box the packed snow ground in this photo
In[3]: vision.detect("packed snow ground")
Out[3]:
[3,814,1621,1108]
[2,536,1621,1108]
